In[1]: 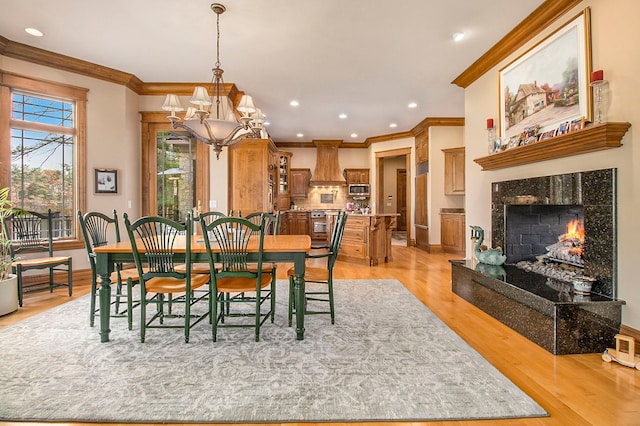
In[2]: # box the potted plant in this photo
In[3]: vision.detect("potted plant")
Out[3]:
[0,187,18,315]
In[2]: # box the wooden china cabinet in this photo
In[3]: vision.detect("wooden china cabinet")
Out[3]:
[228,138,278,215]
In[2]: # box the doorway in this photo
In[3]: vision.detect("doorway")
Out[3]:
[375,148,411,247]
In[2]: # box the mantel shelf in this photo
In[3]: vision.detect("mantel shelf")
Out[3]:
[474,122,631,171]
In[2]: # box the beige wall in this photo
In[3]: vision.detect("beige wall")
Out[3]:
[1,56,143,270]
[428,126,465,245]
[381,156,405,214]
[463,0,640,328]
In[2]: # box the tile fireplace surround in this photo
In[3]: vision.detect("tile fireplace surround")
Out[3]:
[452,168,624,355]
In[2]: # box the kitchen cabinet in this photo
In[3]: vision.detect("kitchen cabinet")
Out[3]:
[283,211,309,235]
[275,151,292,210]
[443,147,465,195]
[440,211,465,254]
[328,213,396,266]
[290,168,311,198]
[228,138,277,215]
[344,168,369,184]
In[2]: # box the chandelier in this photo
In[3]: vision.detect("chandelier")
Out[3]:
[161,3,265,159]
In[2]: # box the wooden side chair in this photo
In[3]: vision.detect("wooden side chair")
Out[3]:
[288,211,347,326]
[200,215,274,342]
[124,213,209,343]
[2,209,72,307]
[78,210,141,329]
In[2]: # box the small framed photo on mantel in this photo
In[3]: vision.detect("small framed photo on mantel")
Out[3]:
[95,168,118,194]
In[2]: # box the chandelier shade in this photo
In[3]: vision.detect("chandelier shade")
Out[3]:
[161,3,264,159]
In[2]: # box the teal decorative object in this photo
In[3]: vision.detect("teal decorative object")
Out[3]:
[470,225,506,266]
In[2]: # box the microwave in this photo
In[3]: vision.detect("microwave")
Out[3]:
[348,184,370,197]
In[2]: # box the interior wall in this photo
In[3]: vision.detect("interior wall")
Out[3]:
[428,126,465,245]
[1,56,142,270]
[463,0,640,328]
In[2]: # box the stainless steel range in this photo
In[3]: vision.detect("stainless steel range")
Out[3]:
[311,210,327,235]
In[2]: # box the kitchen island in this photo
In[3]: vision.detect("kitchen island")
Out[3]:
[328,212,398,266]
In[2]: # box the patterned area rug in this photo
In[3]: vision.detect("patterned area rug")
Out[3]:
[0,279,547,422]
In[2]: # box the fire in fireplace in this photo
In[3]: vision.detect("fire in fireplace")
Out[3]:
[541,218,585,266]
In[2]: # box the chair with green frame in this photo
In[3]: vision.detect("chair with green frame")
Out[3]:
[244,211,281,281]
[124,213,210,343]
[200,215,275,342]
[287,211,347,326]
[2,209,72,307]
[78,209,141,329]
[175,210,227,276]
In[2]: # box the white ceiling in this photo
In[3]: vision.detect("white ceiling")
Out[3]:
[0,0,545,143]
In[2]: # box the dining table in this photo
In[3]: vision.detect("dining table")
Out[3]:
[93,234,312,342]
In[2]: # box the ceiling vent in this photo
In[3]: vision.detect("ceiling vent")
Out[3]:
[309,140,347,187]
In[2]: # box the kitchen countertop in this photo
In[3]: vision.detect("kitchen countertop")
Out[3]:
[439,208,465,215]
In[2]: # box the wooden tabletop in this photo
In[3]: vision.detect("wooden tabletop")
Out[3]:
[94,234,312,253]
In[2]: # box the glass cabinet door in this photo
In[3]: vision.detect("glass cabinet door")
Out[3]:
[279,153,289,194]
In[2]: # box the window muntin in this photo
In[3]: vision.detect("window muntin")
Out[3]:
[10,92,75,239]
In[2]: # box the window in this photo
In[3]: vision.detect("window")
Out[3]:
[0,71,87,248]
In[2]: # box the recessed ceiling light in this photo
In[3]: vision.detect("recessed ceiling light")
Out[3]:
[350,133,358,138]
[296,133,304,138]
[290,100,299,107]
[452,32,465,42]
[339,113,347,119]
[408,102,417,108]
[389,123,398,128]
[25,27,44,37]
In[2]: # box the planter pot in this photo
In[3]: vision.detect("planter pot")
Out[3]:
[0,274,19,316]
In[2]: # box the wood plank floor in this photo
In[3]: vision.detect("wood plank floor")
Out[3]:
[1,246,638,426]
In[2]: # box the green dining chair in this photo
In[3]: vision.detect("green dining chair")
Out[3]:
[175,210,228,276]
[78,209,141,329]
[200,215,274,342]
[288,211,347,326]
[2,209,72,307]
[124,213,210,343]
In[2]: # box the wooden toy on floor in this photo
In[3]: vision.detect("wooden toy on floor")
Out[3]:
[602,334,640,370]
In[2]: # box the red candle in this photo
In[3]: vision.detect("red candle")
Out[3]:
[591,69,603,83]
[486,118,494,129]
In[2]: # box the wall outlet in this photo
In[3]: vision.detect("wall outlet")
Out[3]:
[128,200,132,209]
[210,200,217,208]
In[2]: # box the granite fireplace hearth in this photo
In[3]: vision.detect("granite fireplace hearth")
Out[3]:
[451,168,625,355]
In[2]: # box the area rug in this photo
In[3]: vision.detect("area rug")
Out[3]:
[0,279,547,423]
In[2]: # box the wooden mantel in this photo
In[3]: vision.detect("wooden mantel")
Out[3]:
[474,122,631,171]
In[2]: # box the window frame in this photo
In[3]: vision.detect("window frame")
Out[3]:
[0,70,87,250]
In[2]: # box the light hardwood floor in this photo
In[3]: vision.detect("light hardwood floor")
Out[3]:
[1,246,638,426]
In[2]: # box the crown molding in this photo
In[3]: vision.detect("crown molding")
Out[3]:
[0,36,144,92]
[452,0,582,88]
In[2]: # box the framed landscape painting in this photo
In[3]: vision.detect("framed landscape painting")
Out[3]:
[499,9,592,139]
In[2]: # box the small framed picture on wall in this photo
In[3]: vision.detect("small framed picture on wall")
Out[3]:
[95,169,118,194]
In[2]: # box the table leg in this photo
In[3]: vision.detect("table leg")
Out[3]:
[98,272,112,342]
[292,252,306,340]
[96,253,113,343]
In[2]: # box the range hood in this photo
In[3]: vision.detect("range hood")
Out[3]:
[309,140,347,186]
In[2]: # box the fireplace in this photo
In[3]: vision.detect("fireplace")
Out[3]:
[450,168,623,355]
[492,168,617,298]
